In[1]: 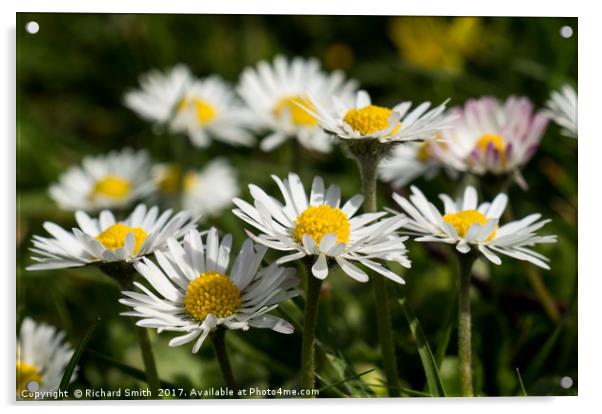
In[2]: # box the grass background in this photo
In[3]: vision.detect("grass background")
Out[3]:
[16,14,577,397]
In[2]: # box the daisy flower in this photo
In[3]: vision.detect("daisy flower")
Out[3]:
[151,160,238,218]
[435,96,549,187]
[17,318,75,398]
[49,148,156,212]
[392,185,557,269]
[309,90,454,144]
[182,159,239,218]
[27,204,198,271]
[379,139,457,188]
[124,64,192,125]
[170,76,255,147]
[232,172,410,283]
[237,55,358,153]
[545,85,577,138]
[119,228,300,353]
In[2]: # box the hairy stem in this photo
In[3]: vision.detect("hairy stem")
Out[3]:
[210,328,239,394]
[300,266,323,394]
[457,253,476,397]
[358,156,400,397]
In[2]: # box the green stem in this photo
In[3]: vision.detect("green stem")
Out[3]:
[102,264,161,397]
[300,264,323,394]
[457,253,476,397]
[210,328,239,394]
[358,157,400,397]
[134,324,161,397]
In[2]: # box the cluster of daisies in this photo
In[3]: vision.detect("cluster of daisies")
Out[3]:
[19,55,573,398]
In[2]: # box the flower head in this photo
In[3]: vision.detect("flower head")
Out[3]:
[237,55,358,152]
[170,76,255,147]
[27,204,198,270]
[181,159,239,218]
[309,90,454,144]
[393,186,557,269]
[119,228,299,353]
[545,85,577,138]
[434,96,549,187]
[124,64,192,124]
[49,148,155,212]
[232,172,410,283]
[17,318,75,398]
[379,139,458,188]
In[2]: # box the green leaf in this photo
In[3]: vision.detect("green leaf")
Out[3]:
[59,317,100,391]
[399,298,447,397]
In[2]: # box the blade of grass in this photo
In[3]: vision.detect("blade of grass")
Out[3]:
[362,382,433,397]
[399,298,447,397]
[515,368,528,396]
[86,349,179,389]
[59,317,100,391]
[318,368,375,393]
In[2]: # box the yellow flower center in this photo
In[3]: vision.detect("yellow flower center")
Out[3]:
[184,272,241,320]
[343,105,401,136]
[416,142,431,163]
[183,171,198,193]
[273,95,318,126]
[16,361,42,394]
[90,176,130,200]
[95,223,148,254]
[179,98,217,124]
[475,133,506,160]
[442,209,496,240]
[293,205,350,245]
[156,164,182,194]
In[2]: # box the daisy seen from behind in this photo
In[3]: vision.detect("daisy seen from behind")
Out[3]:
[17,318,76,398]
[49,148,156,212]
[545,85,577,138]
[237,55,358,153]
[27,204,198,271]
[119,227,299,391]
[232,172,410,283]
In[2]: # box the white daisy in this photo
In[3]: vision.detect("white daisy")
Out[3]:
[170,76,255,147]
[119,228,300,353]
[392,185,557,269]
[237,55,358,153]
[308,90,454,143]
[379,140,456,188]
[17,317,75,398]
[434,96,549,187]
[232,172,410,283]
[182,159,239,218]
[27,204,198,270]
[49,148,156,212]
[545,85,577,138]
[124,64,192,125]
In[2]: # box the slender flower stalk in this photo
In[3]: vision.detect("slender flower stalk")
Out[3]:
[300,260,323,393]
[101,263,161,396]
[457,253,476,397]
[358,156,400,397]
[209,328,238,393]
[134,323,161,396]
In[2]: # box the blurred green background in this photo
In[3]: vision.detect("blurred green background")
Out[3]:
[17,14,577,398]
